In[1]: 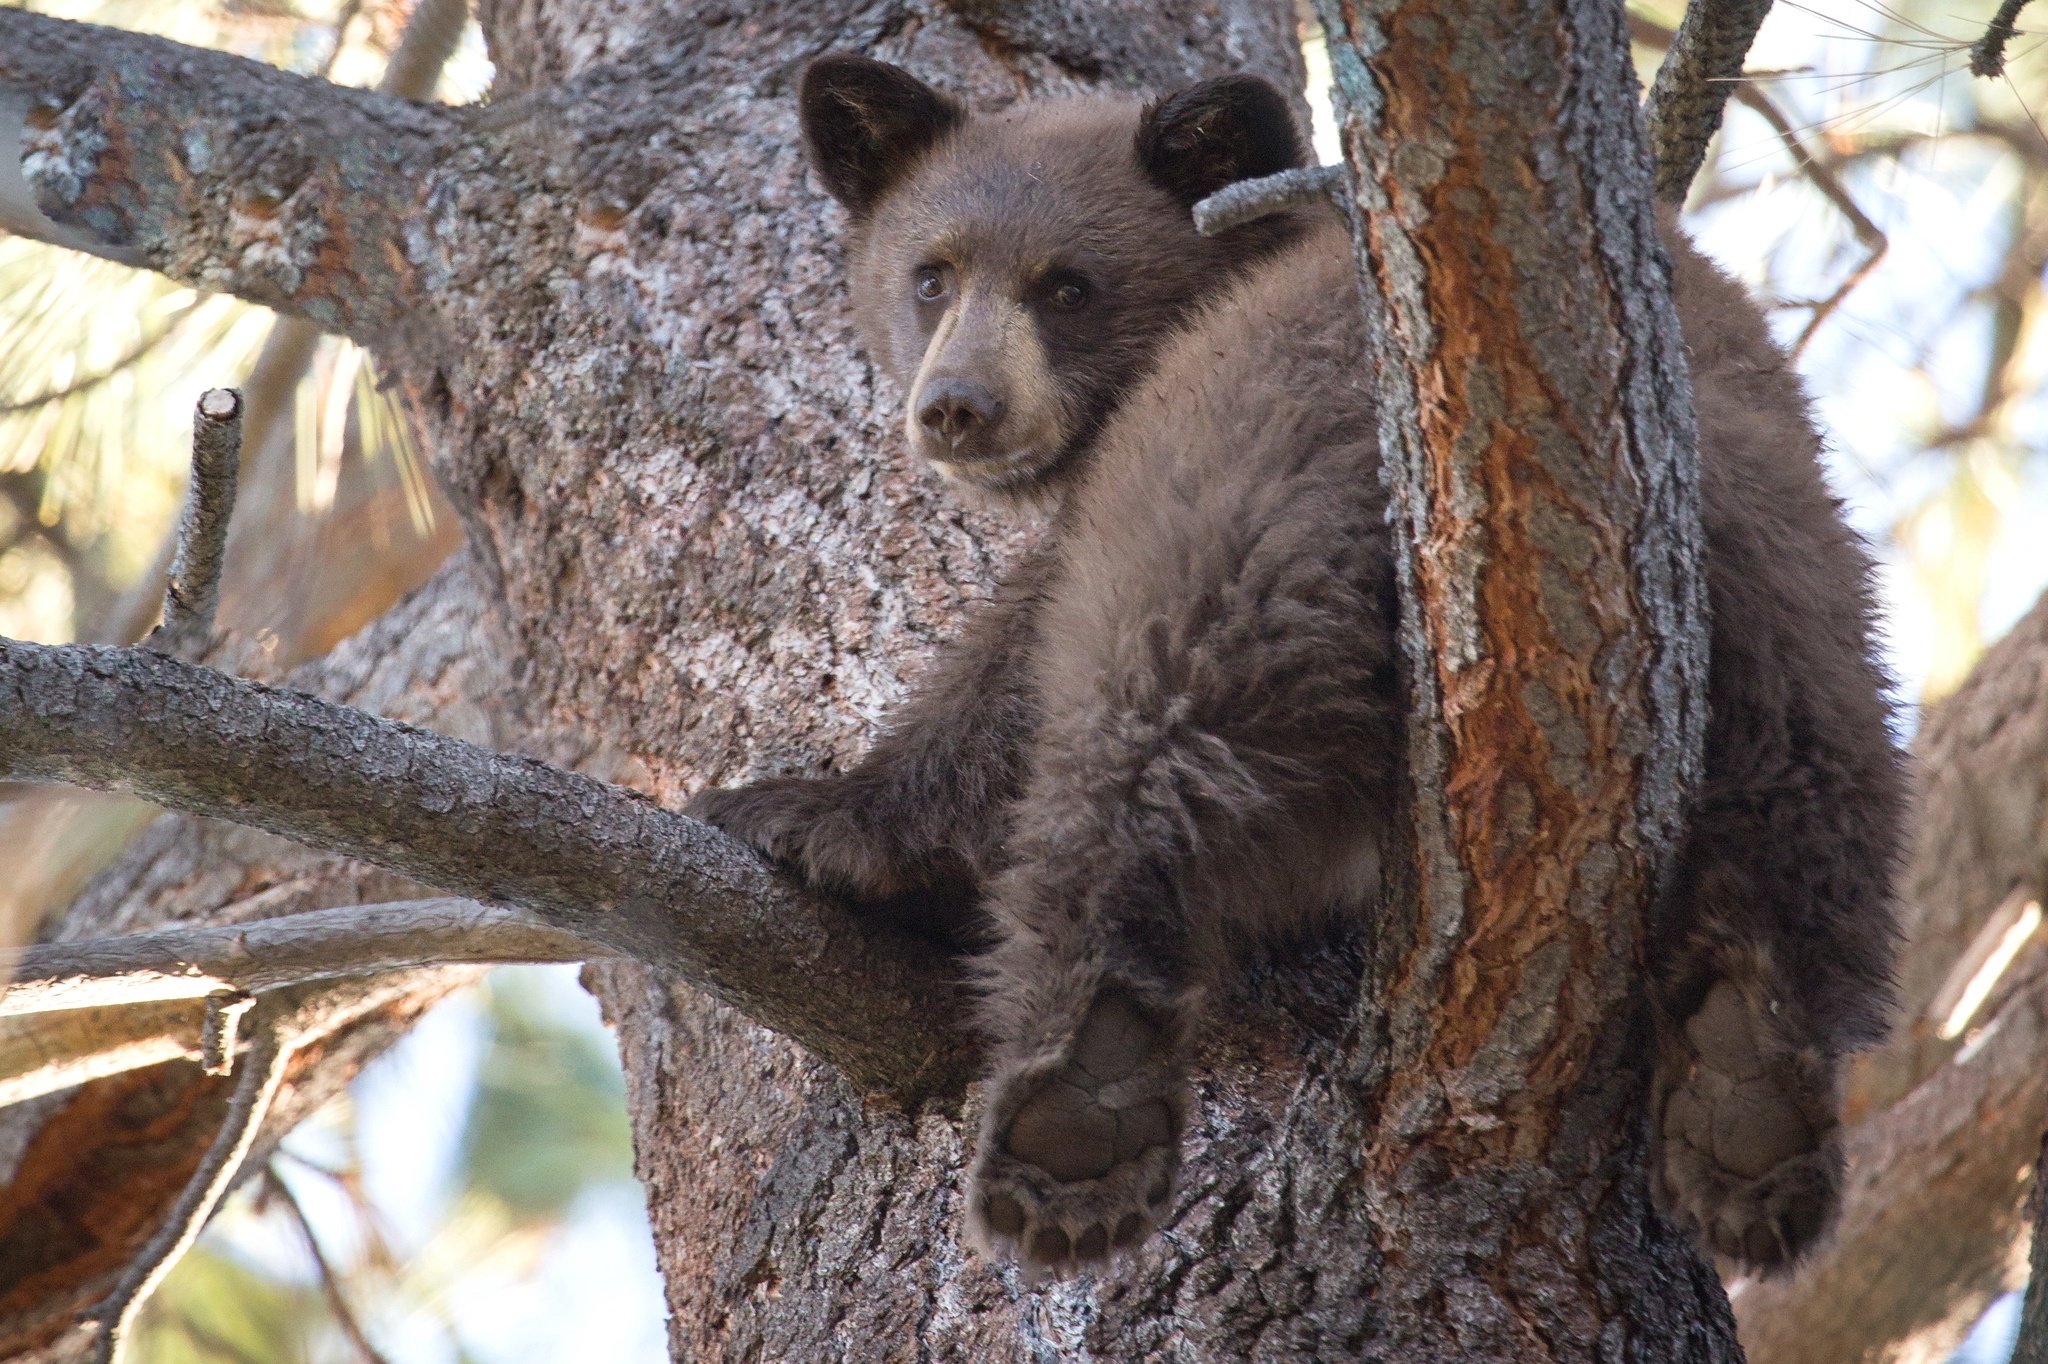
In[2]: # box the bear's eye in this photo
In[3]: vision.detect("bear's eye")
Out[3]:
[915,267,948,302]
[1048,275,1089,310]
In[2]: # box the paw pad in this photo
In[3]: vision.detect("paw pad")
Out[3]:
[967,990,1187,1277]
[1655,980,1842,1273]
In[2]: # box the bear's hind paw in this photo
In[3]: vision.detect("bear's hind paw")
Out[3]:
[1655,977,1843,1274]
[967,990,1186,1278]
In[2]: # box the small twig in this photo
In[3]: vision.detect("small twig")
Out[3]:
[2016,1131,2048,1364]
[263,1165,393,1364]
[2,898,599,1018]
[90,1000,293,1364]
[318,0,365,79]
[146,389,242,658]
[1193,164,1346,237]
[1642,0,1778,203]
[1973,0,2034,79]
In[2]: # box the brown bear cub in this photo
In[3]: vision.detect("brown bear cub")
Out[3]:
[691,54,1905,1278]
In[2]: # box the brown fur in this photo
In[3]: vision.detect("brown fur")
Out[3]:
[691,57,1906,1280]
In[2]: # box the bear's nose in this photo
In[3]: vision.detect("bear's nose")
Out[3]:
[918,379,1005,445]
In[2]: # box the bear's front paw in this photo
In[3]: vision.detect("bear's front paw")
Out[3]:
[1654,979,1842,1273]
[687,776,922,901]
[966,990,1187,1280]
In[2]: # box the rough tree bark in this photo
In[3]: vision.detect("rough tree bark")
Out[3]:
[3,0,2032,1359]
[0,4,1433,1359]
[1307,0,1733,1356]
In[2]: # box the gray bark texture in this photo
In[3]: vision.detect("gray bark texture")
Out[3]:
[1641,0,1775,202]
[0,3,1444,1359]
[3,0,2036,1359]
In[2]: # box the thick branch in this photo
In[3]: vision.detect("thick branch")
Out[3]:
[0,87,141,263]
[0,999,205,1107]
[0,639,971,1099]
[1859,590,2048,1111]
[0,10,458,337]
[89,0,467,647]
[3,898,594,1016]
[1642,0,1776,202]
[1313,0,1721,1351]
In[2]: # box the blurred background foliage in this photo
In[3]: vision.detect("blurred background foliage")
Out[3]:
[2,0,2046,1358]
[134,968,661,1364]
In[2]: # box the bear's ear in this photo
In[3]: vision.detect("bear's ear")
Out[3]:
[800,54,965,215]
[1135,75,1306,206]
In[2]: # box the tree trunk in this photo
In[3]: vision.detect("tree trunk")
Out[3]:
[1307,0,1735,1357]
[0,0,1963,1357]
[2,2,1460,1357]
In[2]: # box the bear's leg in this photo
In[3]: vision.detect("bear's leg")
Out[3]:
[1656,386,1906,1272]
[964,842,1209,1276]
[1649,886,1846,1272]
[1647,680,1901,1274]
[961,622,1393,1276]
[1644,534,1903,1271]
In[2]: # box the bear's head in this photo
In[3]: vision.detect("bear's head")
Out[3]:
[800,54,1310,498]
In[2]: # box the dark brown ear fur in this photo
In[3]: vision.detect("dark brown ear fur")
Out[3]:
[799,54,965,214]
[1135,74,1306,205]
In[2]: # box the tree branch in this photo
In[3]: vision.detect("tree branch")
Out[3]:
[0,86,142,264]
[1642,0,1776,203]
[147,389,243,657]
[1193,163,1345,236]
[87,0,469,648]
[1630,14,1888,352]
[100,322,320,647]
[262,1165,392,1364]
[4,898,595,1018]
[0,998,207,1107]
[0,638,971,1099]
[1973,0,2034,78]
[0,10,459,337]
[87,999,292,1364]
[375,0,468,103]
